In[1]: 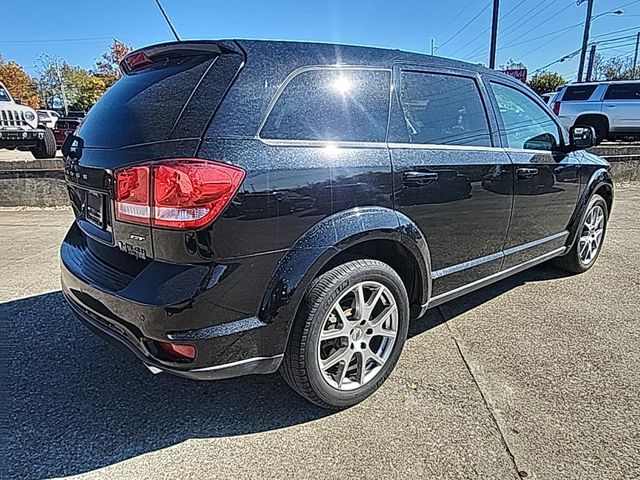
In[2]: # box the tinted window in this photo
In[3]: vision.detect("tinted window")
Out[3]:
[491,82,560,151]
[562,85,597,101]
[604,83,640,100]
[397,72,491,146]
[0,86,10,102]
[261,69,390,142]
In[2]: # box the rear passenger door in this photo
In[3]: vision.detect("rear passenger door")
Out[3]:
[602,82,640,134]
[389,66,513,297]
[486,80,581,268]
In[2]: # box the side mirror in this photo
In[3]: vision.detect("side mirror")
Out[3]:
[13,96,22,105]
[570,125,596,150]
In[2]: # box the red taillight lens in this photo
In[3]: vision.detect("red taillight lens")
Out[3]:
[124,51,152,72]
[157,341,196,360]
[114,159,245,230]
[153,160,245,229]
[115,166,150,225]
[552,101,561,115]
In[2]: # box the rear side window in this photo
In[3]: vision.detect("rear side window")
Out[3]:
[396,71,491,146]
[562,85,597,101]
[260,68,390,143]
[604,83,640,100]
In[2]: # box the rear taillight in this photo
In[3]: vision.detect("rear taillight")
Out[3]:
[552,101,561,115]
[114,159,245,230]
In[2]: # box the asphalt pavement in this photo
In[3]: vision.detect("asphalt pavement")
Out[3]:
[2,186,639,480]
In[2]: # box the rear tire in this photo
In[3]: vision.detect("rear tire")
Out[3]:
[30,128,56,159]
[554,194,608,273]
[281,259,409,409]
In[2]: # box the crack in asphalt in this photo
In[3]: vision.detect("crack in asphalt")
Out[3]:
[440,306,524,480]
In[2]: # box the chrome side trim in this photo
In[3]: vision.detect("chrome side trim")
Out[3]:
[257,138,387,149]
[189,354,284,373]
[503,231,568,257]
[387,142,503,152]
[432,231,568,279]
[167,316,267,341]
[427,247,566,309]
[432,251,503,279]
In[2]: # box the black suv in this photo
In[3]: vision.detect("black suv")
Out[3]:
[61,40,613,409]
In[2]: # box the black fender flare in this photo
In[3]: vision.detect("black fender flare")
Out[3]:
[566,168,613,249]
[258,206,432,353]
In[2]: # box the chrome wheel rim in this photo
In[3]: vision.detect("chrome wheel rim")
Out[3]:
[579,205,605,265]
[317,281,398,391]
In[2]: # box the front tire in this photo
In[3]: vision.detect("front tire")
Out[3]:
[30,128,56,159]
[554,194,608,273]
[281,259,410,409]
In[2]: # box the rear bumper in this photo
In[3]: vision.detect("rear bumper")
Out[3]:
[60,224,286,380]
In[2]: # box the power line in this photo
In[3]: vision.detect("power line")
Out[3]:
[434,2,473,39]
[439,1,492,49]
[501,0,575,44]
[498,22,583,51]
[449,0,528,58]
[498,0,560,41]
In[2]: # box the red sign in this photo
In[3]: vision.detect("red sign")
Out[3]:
[500,68,528,83]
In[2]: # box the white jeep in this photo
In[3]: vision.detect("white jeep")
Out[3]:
[0,82,56,159]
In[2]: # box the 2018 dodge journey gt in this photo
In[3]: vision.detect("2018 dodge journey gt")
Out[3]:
[60,39,613,409]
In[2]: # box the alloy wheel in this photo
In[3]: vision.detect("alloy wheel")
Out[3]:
[317,281,398,391]
[578,204,605,265]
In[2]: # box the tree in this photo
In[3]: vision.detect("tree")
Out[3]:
[592,54,639,81]
[528,71,567,95]
[35,55,107,112]
[95,39,133,87]
[499,59,527,70]
[0,55,41,108]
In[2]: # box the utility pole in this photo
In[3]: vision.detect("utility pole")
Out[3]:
[430,38,436,56]
[489,0,500,68]
[633,31,639,79]
[585,44,596,81]
[577,0,594,82]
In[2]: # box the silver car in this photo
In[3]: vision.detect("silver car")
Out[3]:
[551,80,640,142]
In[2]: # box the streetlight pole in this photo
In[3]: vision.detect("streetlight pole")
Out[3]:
[489,0,500,68]
[577,0,594,83]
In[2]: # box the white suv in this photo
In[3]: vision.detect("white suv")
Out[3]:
[0,82,57,158]
[551,81,640,142]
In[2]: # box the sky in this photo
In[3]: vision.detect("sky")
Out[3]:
[1,0,639,81]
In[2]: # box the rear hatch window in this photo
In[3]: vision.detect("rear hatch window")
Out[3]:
[76,42,244,149]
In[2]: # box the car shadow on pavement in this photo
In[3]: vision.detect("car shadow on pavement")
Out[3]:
[4,263,571,479]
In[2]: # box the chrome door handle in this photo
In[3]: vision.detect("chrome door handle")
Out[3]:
[516,167,538,179]
[402,171,439,186]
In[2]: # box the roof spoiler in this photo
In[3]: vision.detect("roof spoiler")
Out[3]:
[120,40,244,74]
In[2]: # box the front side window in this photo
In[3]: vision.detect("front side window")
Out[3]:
[604,83,640,100]
[260,69,390,143]
[397,71,491,146]
[490,82,560,151]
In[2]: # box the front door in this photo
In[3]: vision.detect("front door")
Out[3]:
[389,67,513,297]
[487,80,581,268]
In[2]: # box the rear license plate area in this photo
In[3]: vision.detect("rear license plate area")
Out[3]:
[85,191,104,227]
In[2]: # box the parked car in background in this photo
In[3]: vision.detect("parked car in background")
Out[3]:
[53,117,81,147]
[540,92,556,104]
[551,80,640,142]
[60,40,613,409]
[0,82,57,158]
[37,110,61,128]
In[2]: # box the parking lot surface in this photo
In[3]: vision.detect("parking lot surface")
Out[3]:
[3,186,639,480]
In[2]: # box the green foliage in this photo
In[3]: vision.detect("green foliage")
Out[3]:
[528,71,567,95]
